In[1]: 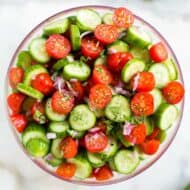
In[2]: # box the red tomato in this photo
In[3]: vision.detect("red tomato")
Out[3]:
[31,102,46,124]
[45,34,71,59]
[130,92,154,116]
[31,73,54,95]
[130,72,155,92]
[85,132,109,153]
[70,81,84,102]
[107,52,133,72]
[56,163,76,179]
[89,84,112,109]
[94,166,113,181]
[94,24,119,44]
[149,42,168,62]
[10,114,27,133]
[113,7,134,29]
[81,36,103,59]
[140,139,160,155]
[148,127,160,140]
[7,93,25,114]
[60,137,78,159]
[92,65,113,85]
[162,81,184,104]
[124,123,146,145]
[51,90,74,114]
[8,67,24,88]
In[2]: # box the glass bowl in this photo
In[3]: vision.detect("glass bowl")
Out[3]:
[5,5,184,186]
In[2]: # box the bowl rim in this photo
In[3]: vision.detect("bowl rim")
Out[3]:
[5,5,185,186]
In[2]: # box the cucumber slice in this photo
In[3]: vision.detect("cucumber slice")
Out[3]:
[67,155,92,179]
[158,130,167,143]
[17,83,44,100]
[149,64,170,88]
[69,104,96,131]
[16,51,32,70]
[100,137,118,160]
[92,108,105,118]
[116,128,131,147]
[102,13,113,25]
[150,88,163,112]
[26,138,49,157]
[154,103,178,130]
[51,138,63,159]
[70,24,81,51]
[108,159,116,171]
[114,150,140,174]
[23,64,48,85]
[67,129,85,139]
[63,61,91,81]
[164,58,178,81]
[87,152,105,168]
[105,95,131,122]
[29,37,50,63]
[53,55,74,71]
[45,98,66,122]
[43,18,69,35]
[48,121,69,138]
[22,122,48,146]
[107,40,129,54]
[46,155,63,167]
[123,26,152,48]
[94,56,107,66]
[144,117,154,136]
[76,9,102,31]
[129,47,150,64]
[121,58,146,83]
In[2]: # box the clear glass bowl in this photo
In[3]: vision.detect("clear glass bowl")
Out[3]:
[5,5,184,186]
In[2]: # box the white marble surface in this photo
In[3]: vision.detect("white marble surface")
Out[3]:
[0,0,190,189]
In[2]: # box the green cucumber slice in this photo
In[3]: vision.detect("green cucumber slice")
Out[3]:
[51,138,63,159]
[22,122,48,146]
[23,64,48,85]
[76,9,102,31]
[150,88,163,112]
[123,26,152,48]
[102,13,113,25]
[144,117,154,136]
[68,16,77,24]
[158,130,167,143]
[67,155,92,179]
[17,83,44,100]
[69,104,96,131]
[16,51,32,70]
[107,40,129,54]
[46,155,63,167]
[114,149,140,174]
[67,129,85,139]
[154,103,178,130]
[63,61,91,81]
[45,98,66,122]
[116,128,131,147]
[48,121,69,138]
[100,137,118,160]
[94,56,107,66]
[108,159,117,171]
[53,55,74,71]
[129,47,150,64]
[26,138,49,157]
[29,37,50,63]
[164,58,178,81]
[87,152,105,168]
[121,58,146,83]
[105,95,131,122]
[70,24,81,51]
[149,64,170,88]
[43,18,69,35]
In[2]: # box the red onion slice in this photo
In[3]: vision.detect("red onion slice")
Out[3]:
[53,76,65,92]
[46,132,57,139]
[123,122,135,136]
[132,73,140,91]
[88,127,101,133]
[80,31,93,39]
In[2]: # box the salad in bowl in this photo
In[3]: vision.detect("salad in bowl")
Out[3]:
[6,6,184,185]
